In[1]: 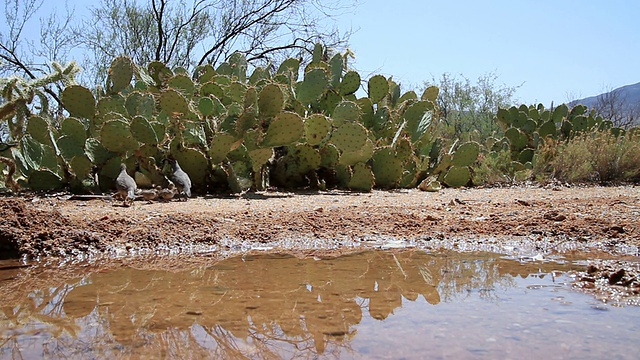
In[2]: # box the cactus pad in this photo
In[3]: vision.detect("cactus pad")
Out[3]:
[421,85,439,102]
[201,82,224,99]
[304,114,331,146]
[339,139,374,166]
[319,144,340,168]
[339,70,361,95]
[100,119,139,153]
[330,122,368,153]
[443,165,471,187]
[249,148,274,172]
[62,85,95,119]
[26,116,51,145]
[261,112,304,147]
[70,154,92,179]
[60,117,87,143]
[147,61,173,86]
[452,141,480,167]
[108,56,133,93]
[28,169,63,191]
[348,162,374,191]
[173,147,209,188]
[85,138,114,165]
[57,135,85,161]
[403,100,432,142]
[159,89,190,115]
[371,147,403,187]
[258,83,284,117]
[130,115,160,144]
[167,74,196,96]
[368,75,389,104]
[296,68,329,104]
[332,100,362,126]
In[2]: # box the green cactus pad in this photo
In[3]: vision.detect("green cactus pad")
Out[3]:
[398,90,418,104]
[319,90,342,117]
[339,70,361,96]
[443,165,471,187]
[173,147,209,188]
[70,155,92,179]
[330,122,368,153]
[147,61,173,86]
[167,74,196,96]
[26,116,51,145]
[452,141,480,167]
[371,147,403,187]
[521,119,538,134]
[329,53,343,87]
[96,94,127,118]
[100,156,124,179]
[57,135,85,161]
[108,56,133,93]
[368,75,389,104]
[399,158,418,188]
[194,64,216,83]
[418,176,442,192]
[249,148,274,172]
[296,68,329,104]
[505,127,527,151]
[552,104,569,123]
[226,81,247,104]
[496,108,511,130]
[403,101,433,142]
[393,136,413,162]
[537,120,557,139]
[258,83,284,118]
[348,162,374,191]
[277,58,300,78]
[60,117,87,143]
[62,85,95,119]
[560,120,573,138]
[130,115,160,144]
[319,144,340,168]
[421,85,439,102]
[261,112,304,147]
[292,143,321,173]
[249,66,270,84]
[28,169,63,191]
[339,138,374,166]
[228,52,248,81]
[198,97,215,116]
[201,81,224,99]
[159,89,190,115]
[304,114,331,146]
[332,100,362,126]
[572,115,588,132]
[518,148,534,163]
[85,138,115,165]
[100,120,139,153]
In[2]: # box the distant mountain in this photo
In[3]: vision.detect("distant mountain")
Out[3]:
[569,82,640,113]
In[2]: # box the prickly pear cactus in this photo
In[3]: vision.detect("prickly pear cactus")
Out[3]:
[60,117,87,144]
[26,116,52,145]
[348,162,374,191]
[108,56,133,93]
[332,101,362,126]
[443,165,470,187]
[61,85,95,119]
[296,68,329,104]
[261,112,304,147]
[371,147,403,188]
[100,119,139,153]
[338,71,361,96]
[159,89,190,115]
[452,141,480,167]
[330,122,368,153]
[368,75,389,104]
[130,116,160,144]
[258,83,284,118]
[304,114,331,146]
[209,133,237,164]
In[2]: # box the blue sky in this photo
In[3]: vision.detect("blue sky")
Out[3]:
[6,0,640,106]
[341,0,640,105]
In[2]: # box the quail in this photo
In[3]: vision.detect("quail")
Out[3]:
[115,163,136,206]
[139,187,159,202]
[158,182,176,201]
[169,159,192,201]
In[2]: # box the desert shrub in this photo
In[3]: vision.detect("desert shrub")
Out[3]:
[547,130,640,183]
[473,149,530,185]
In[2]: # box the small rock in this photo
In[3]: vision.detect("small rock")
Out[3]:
[587,265,599,274]
[608,269,626,285]
[516,199,531,206]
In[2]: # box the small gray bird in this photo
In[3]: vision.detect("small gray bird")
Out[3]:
[158,182,176,201]
[169,159,191,201]
[115,163,137,206]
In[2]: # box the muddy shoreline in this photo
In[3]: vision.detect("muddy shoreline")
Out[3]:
[1,184,639,304]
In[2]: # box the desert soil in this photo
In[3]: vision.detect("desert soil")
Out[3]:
[1,184,639,303]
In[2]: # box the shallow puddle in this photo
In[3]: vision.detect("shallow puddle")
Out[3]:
[1,250,639,359]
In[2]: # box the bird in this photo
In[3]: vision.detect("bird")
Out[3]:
[138,187,159,202]
[115,163,136,206]
[157,182,176,201]
[168,159,192,201]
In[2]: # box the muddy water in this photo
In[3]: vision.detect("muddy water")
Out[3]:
[1,250,639,359]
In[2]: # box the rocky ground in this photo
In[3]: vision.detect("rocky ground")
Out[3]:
[0,183,639,304]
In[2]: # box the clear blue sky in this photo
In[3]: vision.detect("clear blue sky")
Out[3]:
[340,0,640,105]
[7,0,640,106]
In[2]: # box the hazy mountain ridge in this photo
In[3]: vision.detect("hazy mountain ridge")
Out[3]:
[569,82,640,113]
